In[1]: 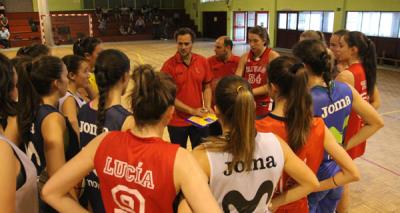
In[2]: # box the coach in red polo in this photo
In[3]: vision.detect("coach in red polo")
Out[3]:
[161,27,213,149]
[207,36,240,136]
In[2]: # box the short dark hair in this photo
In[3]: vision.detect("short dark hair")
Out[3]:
[223,37,234,49]
[174,27,196,42]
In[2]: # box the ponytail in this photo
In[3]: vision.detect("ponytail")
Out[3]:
[286,68,313,151]
[363,38,377,96]
[94,49,130,135]
[268,56,313,151]
[293,39,333,100]
[17,59,41,144]
[214,75,256,171]
[343,31,377,96]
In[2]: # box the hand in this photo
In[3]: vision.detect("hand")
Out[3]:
[204,107,214,114]
[191,108,207,118]
[268,199,279,212]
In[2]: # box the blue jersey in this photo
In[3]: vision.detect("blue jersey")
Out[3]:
[24,104,79,213]
[309,81,353,213]
[78,103,131,213]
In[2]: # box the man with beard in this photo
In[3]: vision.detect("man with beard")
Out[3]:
[161,27,213,149]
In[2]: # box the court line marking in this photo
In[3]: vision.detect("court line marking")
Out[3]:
[360,157,400,177]
[380,109,400,116]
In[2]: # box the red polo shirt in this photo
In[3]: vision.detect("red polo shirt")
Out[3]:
[161,52,213,127]
[208,55,240,106]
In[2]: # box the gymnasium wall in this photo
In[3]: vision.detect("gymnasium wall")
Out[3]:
[32,0,83,12]
[3,0,34,12]
[186,0,400,47]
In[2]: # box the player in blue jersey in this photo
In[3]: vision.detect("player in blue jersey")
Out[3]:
[293,39,383,213]
[78,49,135,213]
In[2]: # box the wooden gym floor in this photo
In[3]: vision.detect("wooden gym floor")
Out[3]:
[1,40,399,212]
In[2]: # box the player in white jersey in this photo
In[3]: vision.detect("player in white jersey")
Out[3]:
[179,75,319,212]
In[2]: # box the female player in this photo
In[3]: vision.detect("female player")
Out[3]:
[78,49,134,213]
[0,53,17,134]
[180,75,320,212]
[235,26,279,117]
[293,39,383,213]
[73,36,103,99]
[335,30,382,213]
[17,56,79,212]
[256,56,360,213]
[0,53,38,213]
[59,55,89,138]
[42,65,221,213]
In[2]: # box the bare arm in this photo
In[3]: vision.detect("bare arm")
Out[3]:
[235,53,248,77]
[369,86,381,109]
[42,132,107,213]
[175,99,207,118]
[42,113,77,200]
[203,82,213,112]
[317,127,360,191]
[252,85,268,96]
[336,70,354,87]
[345,85,384,150]
[270,137,319,211]
[4,116,20,146]
[174,148,221,213]
[0,141,17,213]
[61,97,80,141]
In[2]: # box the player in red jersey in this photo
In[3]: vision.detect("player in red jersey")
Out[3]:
[207,36,240,136]
[235,26,279,117]
[42,65,221,213]
[335,31,381,213]
[256,56,360,213]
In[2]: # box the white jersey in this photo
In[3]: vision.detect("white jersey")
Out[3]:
[59,91,86,112]
[0,135,39,213]
[207,132,284,213]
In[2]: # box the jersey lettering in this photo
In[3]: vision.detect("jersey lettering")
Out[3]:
[321,96,351,118]
[103,156,154,190]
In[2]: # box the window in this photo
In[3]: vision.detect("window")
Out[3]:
[279,11,333,32]
[346,11,400,38]
[248,12,256,27]
[288,13,297,30]
[279,13,287,29]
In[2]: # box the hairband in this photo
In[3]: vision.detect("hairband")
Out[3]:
[236,85,244,93]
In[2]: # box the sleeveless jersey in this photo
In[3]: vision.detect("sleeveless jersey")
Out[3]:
[1,135,39,213]
[207,132,284,213]
[23,104,79,213]
[78,103,131,213]
[255,114,325,213]
[58,90,86,112]
[345,63,369,159]
[94,131,179,213]
[311,81,353,179]
[244,48,273,116]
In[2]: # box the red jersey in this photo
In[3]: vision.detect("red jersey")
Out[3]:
[344,63,369,159]
[256,114,325,213]
[161,52,213,126]
[94,131,179,213]
[208,54,240,106]
[245,48,273,116]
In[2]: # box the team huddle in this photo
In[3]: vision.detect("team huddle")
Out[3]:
[0,26,383,213]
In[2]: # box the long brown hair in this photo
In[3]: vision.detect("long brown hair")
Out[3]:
[208,75,256,171]
[268,56,313,151]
